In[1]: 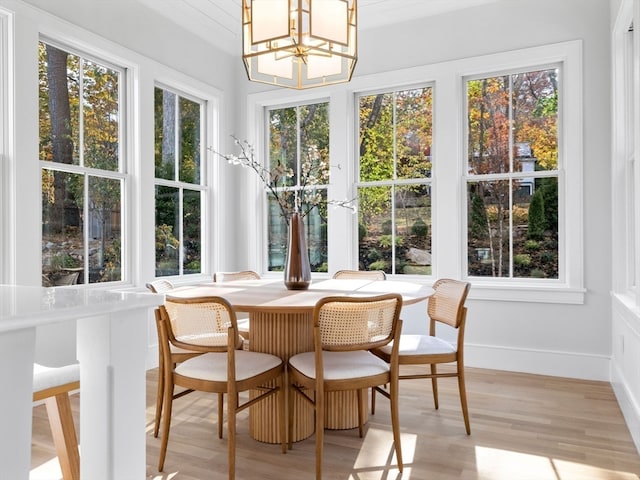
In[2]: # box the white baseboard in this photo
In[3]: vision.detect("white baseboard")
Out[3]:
[611,363,640,454]
[465,343,611,381]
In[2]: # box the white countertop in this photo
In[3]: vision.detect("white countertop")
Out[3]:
[0,284,160,332]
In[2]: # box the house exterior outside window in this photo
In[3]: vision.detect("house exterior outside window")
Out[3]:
[39,40,125,286]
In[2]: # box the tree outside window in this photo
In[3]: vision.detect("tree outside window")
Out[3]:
[357,87,433,275]
[154,86,204,277]
[267,102,329,272]
[466,69,559,279]
[39,41,123,286]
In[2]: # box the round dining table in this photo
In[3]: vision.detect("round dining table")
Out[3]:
[167,277,432,444]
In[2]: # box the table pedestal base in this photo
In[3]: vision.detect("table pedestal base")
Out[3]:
[248,310,365,444]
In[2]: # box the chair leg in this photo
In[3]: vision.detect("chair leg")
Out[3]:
[458,366,471,435]
[288,382,295,450]
[153,356,164,438]
[430,364,439,409]
[371,386,376,415]
[218,393,224,439]
[158,374,175,471]
[315,389,325,480]
[277,376,287,453]
[227,389,237,480]
[389,380,403,473]
[357,389,365,438]
[45,393,80,480]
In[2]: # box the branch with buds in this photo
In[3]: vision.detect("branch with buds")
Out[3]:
[210,136,356,226]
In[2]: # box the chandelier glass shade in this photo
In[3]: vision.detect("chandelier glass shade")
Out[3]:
[242,0,357,89]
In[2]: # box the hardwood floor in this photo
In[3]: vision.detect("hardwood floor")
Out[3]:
[31,366,640,479]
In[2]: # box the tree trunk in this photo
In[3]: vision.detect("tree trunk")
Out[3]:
[46,44,74,234]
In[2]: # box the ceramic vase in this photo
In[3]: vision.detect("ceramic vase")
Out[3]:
[284,211,312,290]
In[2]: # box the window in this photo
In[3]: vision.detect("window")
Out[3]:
[154,86,205,277]
[39,40,124,286]
[466,69,559,279]
[356,87,433,275]
[266,102,330,272]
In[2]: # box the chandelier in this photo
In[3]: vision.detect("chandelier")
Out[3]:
[242,0,358,89]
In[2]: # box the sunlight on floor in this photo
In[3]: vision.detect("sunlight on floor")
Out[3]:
[475,446,640,480]
[148,473,180,479]
[350,427,417,479]
[29,456,62,480]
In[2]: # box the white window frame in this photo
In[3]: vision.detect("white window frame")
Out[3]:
[612,0,640,307]
[39,37,129,286]
[247,41,584,303]
[0,8,11,283]
[354,83,434,277]
[152,82,209,279]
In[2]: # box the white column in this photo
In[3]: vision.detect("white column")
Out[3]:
[0,328,36,479]
[77,307,148,480]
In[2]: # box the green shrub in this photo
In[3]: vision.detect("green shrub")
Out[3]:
[527,189,546,240]
[525,239,540,250]
[530,268,546,278]
[379,235,403,248]
[368,260,387,271]
[411,218,428,237]
[366,248,381,262]
[358,223,367,240]
[513,253,531,266]
[382,219,393,234]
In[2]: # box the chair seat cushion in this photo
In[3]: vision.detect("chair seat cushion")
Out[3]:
[33,363,80,393]
[289,350,389,380]
[176,351,282,382]
[377,334,456,356]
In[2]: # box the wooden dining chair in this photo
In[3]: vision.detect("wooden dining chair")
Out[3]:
[332,269,387,280]
[156,296,286,479]
[146,279,200,438]
[287,294,404,479]
[33,363,81,480]
[213,270,260,340]
[371,278,472,434]
[145,279,174,294]
[146,279,224,439]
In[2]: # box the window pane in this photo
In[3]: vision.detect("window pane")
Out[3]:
[267,102,330,273]
[359,93,394,182]
[183,189,202,274]
[396,184,432,275]
[155,88,176,180]
[88,176,122,282]
[40,42,125,287]
[467,180,511,277]
[358,86,433,275]
[268,195,288,271]
[42,170,84,286]
[269,107,297,186]
[512,70,558,171]
[467,76,510,175]
[358,185,392,274]
[83,60,119,171]
[155,185,179,276]
[179,97,201,184]
[39,43,80,166]
[396,88,433,179]
[305,191,328,272]
[300,103,330,185]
